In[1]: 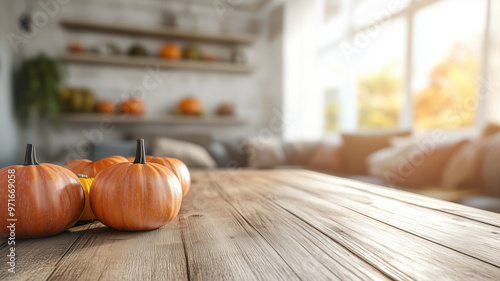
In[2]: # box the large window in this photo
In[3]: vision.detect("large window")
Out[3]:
[412,0,486,129]
[318,0,493,133]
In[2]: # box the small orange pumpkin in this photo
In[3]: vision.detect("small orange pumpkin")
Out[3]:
[97,101,116,114]
[65,156,128,178]
[0,144,85,238]
[160,45,182,60]
[178,97,202,115]
[120,99,145,115]
[90,139,183,231]
[78,174,96,221]
[145,156,191,197]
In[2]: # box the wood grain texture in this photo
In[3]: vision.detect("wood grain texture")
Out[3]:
[2,169,500,281]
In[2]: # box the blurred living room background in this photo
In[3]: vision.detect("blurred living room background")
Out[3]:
[1,0,500,212]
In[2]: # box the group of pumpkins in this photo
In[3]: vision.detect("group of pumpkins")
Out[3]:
[0,139,189,239]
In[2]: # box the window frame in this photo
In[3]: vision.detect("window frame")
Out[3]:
[318,0,493,133]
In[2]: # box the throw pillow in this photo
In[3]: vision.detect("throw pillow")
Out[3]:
[244,137,286,168]
[306,142,342,172]
[284,141,320,166]
[341,131,411,175]
[152,137,217,168]
[480,133,500,197]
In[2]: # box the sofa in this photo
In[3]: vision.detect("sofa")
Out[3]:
[86,124,500,213]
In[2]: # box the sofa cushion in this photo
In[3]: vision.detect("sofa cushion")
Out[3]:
[306,142,342,173]
[285,140,320,166]
[480,133,500,197]
[152,137,217,168]
[441,139,484,189]
[481,123,500,138]
[244,137,286,168]
[368,136,466,188]
[341,131,411,175]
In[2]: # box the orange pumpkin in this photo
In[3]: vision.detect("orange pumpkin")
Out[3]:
[97,101,116,114]
[0,144,85,239]
[90,139,183,231]
[160,45,182,60]
[145,156,191,197]
[78,174,96,221]
[120,99,145,115]
[178,97,202,115]
[65,156,128,178]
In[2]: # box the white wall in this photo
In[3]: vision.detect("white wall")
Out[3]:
[12,0,285,162]
[0,0,20,168]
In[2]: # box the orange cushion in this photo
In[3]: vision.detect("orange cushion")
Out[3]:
[341,131,411,175]
[481,123,500,138]
[306,142,342,172]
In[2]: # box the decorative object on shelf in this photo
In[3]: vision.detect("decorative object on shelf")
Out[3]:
[96,100,116,114]
[128,44,149,57]
[231,47,246,64]
[216,102,235,116]
[68,40,85,53]
[65,156,128,178]
[202,53,217,62]
[120,98,145,115]
[15,53,62,127]
[59,87,97,113]
[77,174,96,221]
[184,45,201,60]
[0,144,85,239]
[90,139,183,231]
[160,44,182,60]
[178,97,203,115]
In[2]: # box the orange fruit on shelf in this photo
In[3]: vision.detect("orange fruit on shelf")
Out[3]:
[96,101,116,114]
[120,99,145,115]
[160,45,182,60]
[178,97,203,115]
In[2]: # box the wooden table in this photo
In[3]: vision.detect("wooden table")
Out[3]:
[2,170,500,280]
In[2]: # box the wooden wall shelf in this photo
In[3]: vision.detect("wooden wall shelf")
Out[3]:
[61,53,253,73]
[61,114,246,126]
[60,18,257,45]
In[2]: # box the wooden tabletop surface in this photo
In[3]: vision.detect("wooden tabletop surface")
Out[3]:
[2,169,500,280]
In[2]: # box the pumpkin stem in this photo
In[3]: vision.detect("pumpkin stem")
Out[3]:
[133,139,147,164]
[23,144,40,166]
[77,174,88,179]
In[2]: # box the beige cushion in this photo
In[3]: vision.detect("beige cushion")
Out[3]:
[341,131,411,175]
[368,138,416,180]
[441,140,484,189]
[152,137,217,168]
[306,142,342,172]
[284,141,320,166]
[480,133,500,197]
[244,137,286,168]
[394,139,466,188]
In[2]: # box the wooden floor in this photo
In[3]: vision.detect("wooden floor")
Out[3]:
[2,170,500,280]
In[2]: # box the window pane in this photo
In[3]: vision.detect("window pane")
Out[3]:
[352,0,410,29]
[488,1,500,123]
[413,0,487,129]
[353,19,406,129]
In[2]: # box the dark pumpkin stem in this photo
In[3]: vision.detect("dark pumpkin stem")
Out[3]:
[23,144,40,166]
[77,174,88,179]
[133,139,147,164]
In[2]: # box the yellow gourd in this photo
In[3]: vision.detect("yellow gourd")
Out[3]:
[77,174,96,221]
